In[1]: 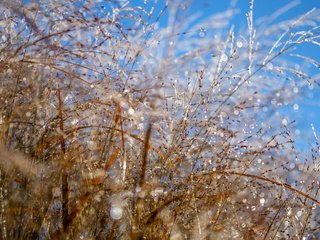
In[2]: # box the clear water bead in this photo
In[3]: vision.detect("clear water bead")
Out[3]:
[282,118,288,126]
[266,62,273,70]
[128,108,135,115]
[236,41,243,48]
[221,54,228,62]
[199,28,206,37]
[110,205,123,220]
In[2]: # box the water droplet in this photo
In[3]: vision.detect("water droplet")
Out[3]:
[128,108,135,115]
[112,8,119,15]
[282,118,288,126]
[221,54,228,62]
[64,94,73,103]
[296,210,303,218]
[136,186,141,193]
[199,28,206,37]
[293,87,299,93]
[293,104,299,111]
[266,62,273,70]
[289,163,295,169]
[169,41,174,46]
[259,198,265,206]
[236,41,243,48]
[287,208,292,216]
[110,205,123,220]
[71,119,79,125]
[151,187,164,197]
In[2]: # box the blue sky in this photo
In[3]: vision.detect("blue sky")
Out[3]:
[153,0,320,151]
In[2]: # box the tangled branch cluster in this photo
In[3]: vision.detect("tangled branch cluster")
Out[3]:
[0,0,319,239]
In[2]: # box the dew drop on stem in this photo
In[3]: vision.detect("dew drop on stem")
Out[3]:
[199,28,206,37]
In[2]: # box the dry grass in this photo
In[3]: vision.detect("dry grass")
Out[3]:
[0,0,320,239]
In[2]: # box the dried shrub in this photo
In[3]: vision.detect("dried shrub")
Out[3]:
[0,0,319,239]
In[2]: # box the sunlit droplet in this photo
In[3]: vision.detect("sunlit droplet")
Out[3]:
[199,28,206,37]
[296,210,303,218]
[71,119,79,125]
[110,205,123,220]
[221,54,228,62]
[236,41,243,48]
[266,62,273,70]
[282,118,288,126]
[128,108,135,115]
[287,208,292,216]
